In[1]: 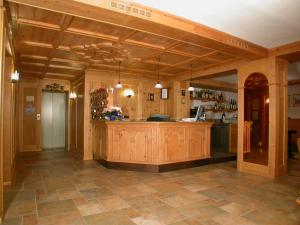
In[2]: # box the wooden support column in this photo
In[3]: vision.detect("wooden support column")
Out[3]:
[237,57,288,178]
[3,57,13,185]
[170,81,190,119]
[0,3,6,221]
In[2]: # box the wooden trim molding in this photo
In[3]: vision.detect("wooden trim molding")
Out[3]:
[97,156,236,173]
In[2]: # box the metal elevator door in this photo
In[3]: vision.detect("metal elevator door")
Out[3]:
[41,92,66,149]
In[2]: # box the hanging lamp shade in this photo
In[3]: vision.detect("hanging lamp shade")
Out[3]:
[155,56,162,89]
[188,64,194,92]
[115,61,123,88]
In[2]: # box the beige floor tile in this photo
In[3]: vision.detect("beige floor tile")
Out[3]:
[183,184,211,192]
[37,199,78,217]
[57,188,81,200]
[127,194,164,210]
[220,202,256,216]
[139,205,185,224]
[75,199,105,216]
[83,210,136,225]
[23,214,38,225]
[37,211,85,225]
[1,217,22,225]
[3,150,300,225]
[80,187,114,200]
[5,200,36,219]
[98,196,129,211]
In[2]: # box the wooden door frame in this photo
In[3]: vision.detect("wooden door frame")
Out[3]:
[0,3,6,222]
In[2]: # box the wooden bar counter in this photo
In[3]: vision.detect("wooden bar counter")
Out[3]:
[92,121,213,172]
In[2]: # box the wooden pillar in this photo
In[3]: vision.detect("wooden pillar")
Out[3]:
[171,81,189,119]
[0,3,6,221]
[237,57,288,178]
[3,57,13,185]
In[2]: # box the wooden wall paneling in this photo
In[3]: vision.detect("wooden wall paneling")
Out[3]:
[229,124,238,153]
[76,82,84,158]
[3,57,13,185]
[18,79,41,152]
[0,5,5,221]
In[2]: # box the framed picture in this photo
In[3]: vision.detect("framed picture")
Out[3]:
[161,88,168,100]
[148,93,154,101]
[293,94,300,107]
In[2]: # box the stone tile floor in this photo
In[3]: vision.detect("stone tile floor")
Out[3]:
[3,149,300,225]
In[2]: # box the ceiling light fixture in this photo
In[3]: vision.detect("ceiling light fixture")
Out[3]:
[155,56,162,89]
[69,91,77,100]
[124,89,135,98]
[188,64,194,92]
[115,61,123,89]
[11,70,19,83]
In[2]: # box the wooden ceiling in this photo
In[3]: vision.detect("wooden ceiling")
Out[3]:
[5,0,268,81]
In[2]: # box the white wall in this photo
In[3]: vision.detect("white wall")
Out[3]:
[288,84,300,119]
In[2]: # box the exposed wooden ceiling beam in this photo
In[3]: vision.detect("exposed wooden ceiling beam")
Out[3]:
[48,64,83,71]
[269,40,300,62]
[5,0,268,59]
[160,57,196,72]
[174,59,247,81]
[45,72,76,78]
[17,17,60,30]
[191,79,237,92]
[51,57,89,66]
[41,14,74,78]
[118,30,137,43]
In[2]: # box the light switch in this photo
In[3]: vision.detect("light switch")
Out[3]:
[37,113,41,120]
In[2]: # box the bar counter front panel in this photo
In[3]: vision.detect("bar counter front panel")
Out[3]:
[92,121,213,172]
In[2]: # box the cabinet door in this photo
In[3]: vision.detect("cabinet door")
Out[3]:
[130,128,152,162]
[189,127,206,158]
[159,128,187,162]
[112,128,152,163]
[112,128,130,161]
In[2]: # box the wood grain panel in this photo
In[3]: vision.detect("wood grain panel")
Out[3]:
[92,121,213,166]
[18,79,41,152]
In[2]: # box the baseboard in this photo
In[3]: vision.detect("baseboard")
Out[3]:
[97,155,237,173]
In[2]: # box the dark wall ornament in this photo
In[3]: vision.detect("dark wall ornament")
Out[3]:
[44,83,64,92]
[90,88,109,120]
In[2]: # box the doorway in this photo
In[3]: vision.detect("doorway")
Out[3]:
[41,91,67,150]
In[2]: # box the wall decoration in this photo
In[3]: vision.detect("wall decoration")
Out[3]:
[148,93,154,101]
[181,90,185,97]
[70,42,132,64]
[161,88,169,99]
[44,83,64,92]
[90,88,109,120]
[293,94,300,107]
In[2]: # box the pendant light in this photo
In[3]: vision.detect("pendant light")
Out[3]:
[188,64,195,92]
[115,61,123,89]
[155,56,162,89]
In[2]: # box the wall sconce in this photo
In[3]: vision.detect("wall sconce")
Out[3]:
[69,91,77,100]
[11,70,19,83]
[124,89,134,98]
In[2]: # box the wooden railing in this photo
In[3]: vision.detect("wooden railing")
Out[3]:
[243,121,253,153]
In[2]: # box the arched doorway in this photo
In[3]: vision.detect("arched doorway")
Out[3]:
[243,73,269,165]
